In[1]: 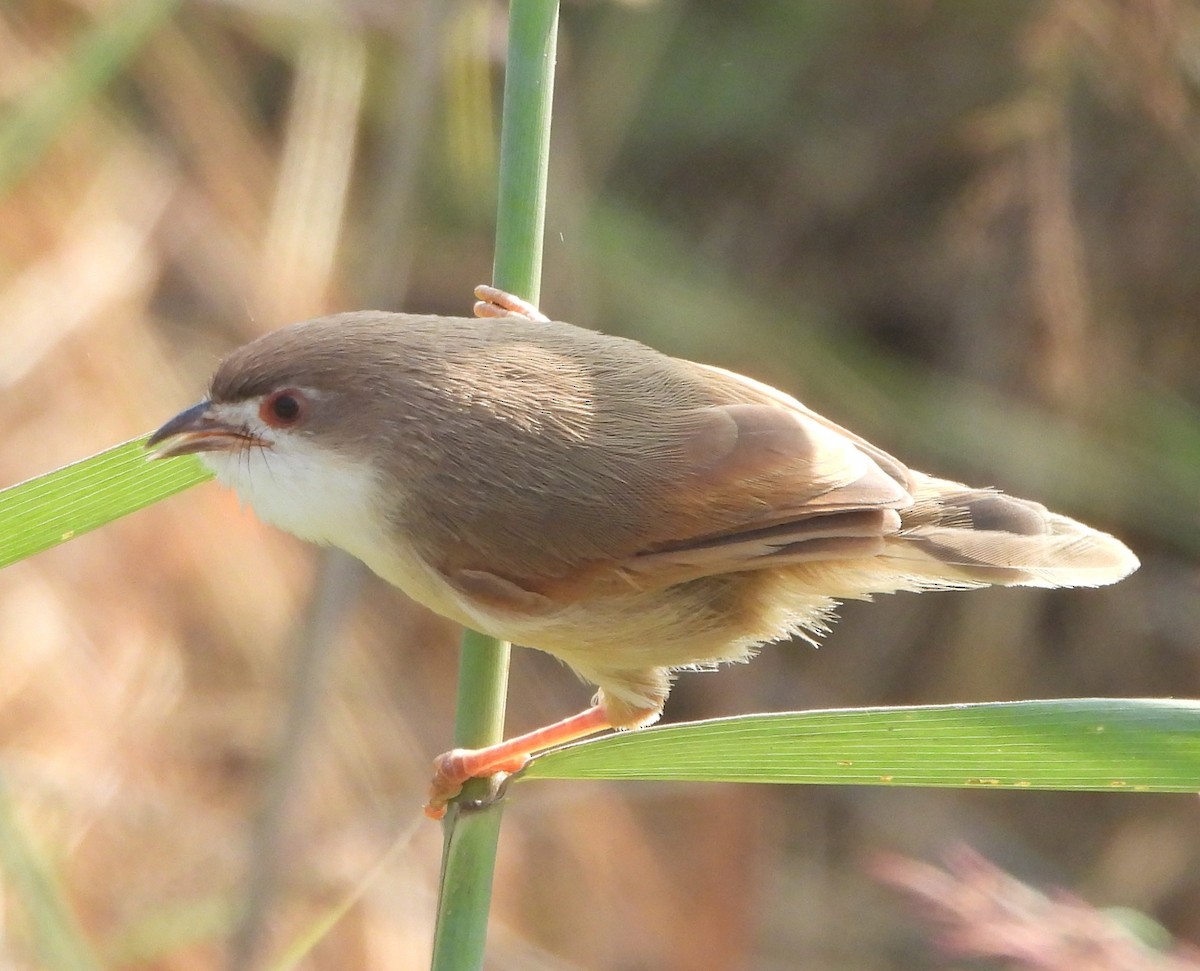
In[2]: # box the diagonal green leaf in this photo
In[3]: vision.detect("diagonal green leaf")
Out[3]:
[0,437,213,570]
[520,699,1200,792]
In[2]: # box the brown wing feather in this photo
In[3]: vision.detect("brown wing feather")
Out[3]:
[421,332,917,599]
[348,315,1135,601]
[691,363,916,489]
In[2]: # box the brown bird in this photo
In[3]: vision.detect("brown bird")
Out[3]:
[148,286,1139,818]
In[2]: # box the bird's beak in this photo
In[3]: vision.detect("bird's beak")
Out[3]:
[147,401,260,459]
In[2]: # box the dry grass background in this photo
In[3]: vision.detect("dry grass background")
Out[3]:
[1,1,1199,969]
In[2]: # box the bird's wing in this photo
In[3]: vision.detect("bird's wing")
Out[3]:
[437,358,917,605]
[603,364,914,589]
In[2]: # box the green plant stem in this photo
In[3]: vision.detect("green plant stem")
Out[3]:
[430,3,559,970]
[491,0,560,303]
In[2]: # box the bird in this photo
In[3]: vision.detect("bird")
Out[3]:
[148,285,1139,818]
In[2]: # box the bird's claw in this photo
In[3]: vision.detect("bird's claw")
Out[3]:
[472,284,550,322]
[424,747,531,820]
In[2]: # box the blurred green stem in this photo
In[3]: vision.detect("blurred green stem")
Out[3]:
[0,0,180,197]
[430,3,559,970]
[0,777,101,971]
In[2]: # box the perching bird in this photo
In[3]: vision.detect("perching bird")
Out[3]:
[148,286,1139,817]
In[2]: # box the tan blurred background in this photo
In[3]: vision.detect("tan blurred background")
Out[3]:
[1,1,1199,968]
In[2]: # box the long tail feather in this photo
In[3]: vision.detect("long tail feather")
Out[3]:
[881,476,1139,589]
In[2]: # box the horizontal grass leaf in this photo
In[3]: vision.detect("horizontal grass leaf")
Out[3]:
[520,699,1200,792]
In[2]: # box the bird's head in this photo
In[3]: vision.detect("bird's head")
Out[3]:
[146,316,400,558]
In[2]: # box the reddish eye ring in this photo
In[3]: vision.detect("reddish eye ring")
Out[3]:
[260,389,307,427]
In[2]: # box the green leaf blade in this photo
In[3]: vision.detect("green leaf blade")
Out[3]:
[0,438,213,569]
[520,699,1200,793]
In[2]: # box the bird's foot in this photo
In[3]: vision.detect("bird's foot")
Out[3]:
[425,748,531,820]
[473,284,550,322]
[423,703,614,820]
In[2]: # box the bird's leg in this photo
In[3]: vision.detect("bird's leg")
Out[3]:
[425,703,613,819]
[472,284,550,322]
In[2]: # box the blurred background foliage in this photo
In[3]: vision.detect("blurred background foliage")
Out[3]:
[1,0,1198,968]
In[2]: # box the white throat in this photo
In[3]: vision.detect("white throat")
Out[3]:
[197,400,480,628]
[201,430,388,573]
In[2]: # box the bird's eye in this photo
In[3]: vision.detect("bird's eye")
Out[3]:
[260,389,307,427]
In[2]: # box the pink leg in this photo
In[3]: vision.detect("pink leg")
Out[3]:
[425,703,612,819]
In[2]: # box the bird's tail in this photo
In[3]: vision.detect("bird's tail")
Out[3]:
[878,474,1139,590]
